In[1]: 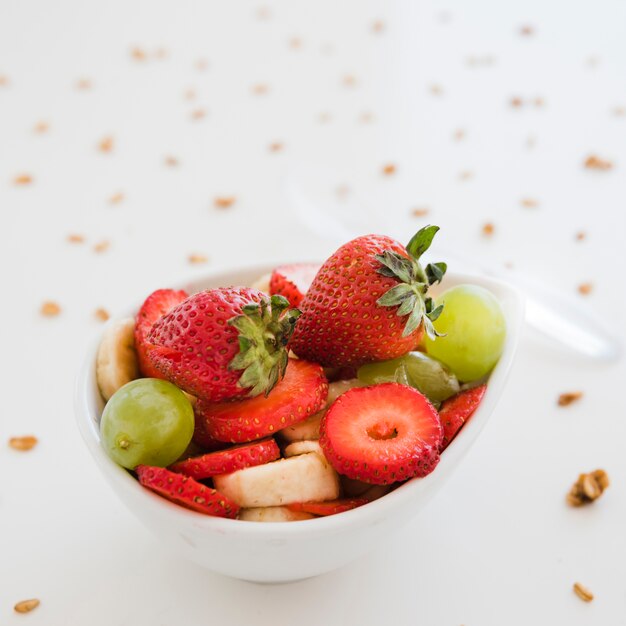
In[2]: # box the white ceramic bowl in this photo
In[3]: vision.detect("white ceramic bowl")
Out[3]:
[75,265,524,583]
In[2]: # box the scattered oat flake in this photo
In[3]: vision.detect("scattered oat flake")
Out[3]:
[154,47,168,59]
[584,155,613,171]
[13,173,33,185]
[289,37,302,49]
[190,108,206,121]
[251,83,269,95]
[612,106,625,117]
[67,233,85,244]
[534,97,545,107]
[335,184,350,199]
[268,142,283,152]
[482,222,495,236]
[371,20,385,34]
[510,96,523,108]
[342,74,358,88]
[183,88,196,101]
[9,436,38,451]
[453,128,465,141]
[359,111,375,124]
[526,135,537,149]
[94,308,110,322]
[214,196,236,209]
[519,24,535,36]
[318,112,332,123]
[521,197,539,208]
[558,391,583,406]
[458,170,474,181]
[195,58,209,72]
[411,208,430,217]
[34,120,49,134]
[93,240,110,253]
[109,191,124,204]
[429,84,444,96]
[567,470,609,507]
[382,163,397,176]
[256,5,272,20]
[188,253,208,264]
[573,583,594,603]
[130,46,147,61]
[75,78,92,90]
[578,282,593,296]
[586,56,600,68]
[14,599,40,614]
[0,74,9,86]
[575,231,586,241]
[98,136,114,153]
[40,301,61,317]
[164,155,179,167]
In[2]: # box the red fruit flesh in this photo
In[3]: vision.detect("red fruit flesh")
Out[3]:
[134,289,188,378]
[193,417,231,452]
[147,287,264,401]
[287,498,368,516]
[290,235,424,367]
[170,439,280,480]
[195,359,328,443]
[439,384,486,450]
[269,263,320,307]
[320,383,442,485]
[136,465,239,518]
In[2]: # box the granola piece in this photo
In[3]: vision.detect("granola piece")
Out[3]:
[567,470,609,507]
[558,391,583,406]
[9,436,38,451]
[482,222,495,236]
[573,582,594,602]
[14,599,40,613]
[98,136,114,153]
[94,308,110,322]
[382,163,397,176]
[584,155,613,170]
[40,301,61,317]
[214,196,236,209]
[13,174,33,185]
[188,253,208,264]
[578,282,593,296]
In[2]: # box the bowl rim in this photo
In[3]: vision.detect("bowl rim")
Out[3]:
[74,263,525,537]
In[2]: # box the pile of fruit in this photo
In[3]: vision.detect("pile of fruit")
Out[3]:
[96,226,506,521]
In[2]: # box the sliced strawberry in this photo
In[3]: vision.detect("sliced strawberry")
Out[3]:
[192,417,231,452]
[136,465,239,518]
[287,498,368,516]
[269,263,320,307]
[438,384,486,450]
[170,439,280,480]
[195,359,328,443]
[135,289,188,379]
[320,383,442,485]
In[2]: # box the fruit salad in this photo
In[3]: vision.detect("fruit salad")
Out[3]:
[95,226,506,521]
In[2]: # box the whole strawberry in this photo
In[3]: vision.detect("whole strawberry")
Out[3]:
[147,288,300,402]
[290,225,446,367]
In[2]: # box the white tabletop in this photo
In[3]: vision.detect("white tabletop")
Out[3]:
[2,0,626,624]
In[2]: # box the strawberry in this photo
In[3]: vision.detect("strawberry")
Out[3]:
[439,384,486,450]
[290,225,446,367]
[170,439,280,480]
[287,498,368,516]
[147,288,300,402]
[136,465,239,518]
[134,289,188,378]
[319,383,442,484]
[269,263,320,307]
[192,417,231,451]
[195,359,328,443]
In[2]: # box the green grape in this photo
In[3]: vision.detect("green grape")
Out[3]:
[424,284,506,382]
[100,379,194,469]
[357,352,460,404]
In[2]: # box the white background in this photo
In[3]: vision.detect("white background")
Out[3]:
[1,0,626,624]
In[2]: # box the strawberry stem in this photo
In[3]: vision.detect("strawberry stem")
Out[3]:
[227,295,301,397]
[375,224,447,339]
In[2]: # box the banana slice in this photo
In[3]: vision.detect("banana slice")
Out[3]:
[214,452,340,508]
[239,507,314,522]
[250,272,271,294]
[96,317,140,401]
[283,440,323,458]
[279,410,323,442]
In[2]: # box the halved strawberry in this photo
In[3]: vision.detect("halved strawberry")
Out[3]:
[195,359,328,443]
[136,465,239,518]
[287,498,368,516]
[135,289,188,378]
[170,439,280,480]
[439,384,486,450]
[320,383,442,485]
[269,263,320,307]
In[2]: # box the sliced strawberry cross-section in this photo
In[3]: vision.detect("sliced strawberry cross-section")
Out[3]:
[438,384,486,450]
[320,383,443,485]
[195,359,328,443]
[269,263,320,307]
[136,465,239,518]
[134,289,188,379]
[170,439,280,480]
[287,498,368,517]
